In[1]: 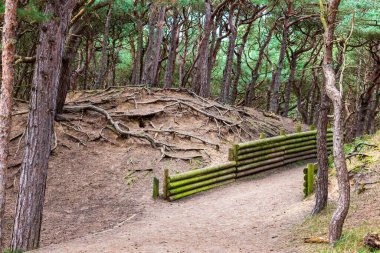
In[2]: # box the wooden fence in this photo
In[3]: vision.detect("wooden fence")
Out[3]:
[160,129,333,201]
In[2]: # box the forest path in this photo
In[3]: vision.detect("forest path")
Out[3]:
[31,164,313,253]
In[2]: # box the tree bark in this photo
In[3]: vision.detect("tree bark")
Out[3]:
[320,0,350,244]
[56,22,86,114]
[231,22,252,104]
[192,0,212,97]
[220,3,238,103]
[245,26,274,107]
[270,6,290,113]
[131,21,144,85]
[150,6,165,87]
[95,1,113,89]
[141,4,165,87]
[11,1,76,250]
[355,62,380,137]
[312,68,330,215]
[141,3,157,85]
[0,0,17,251]
[163,7,179,88]
[179,9,189,88]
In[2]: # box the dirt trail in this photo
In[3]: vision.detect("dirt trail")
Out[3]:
[31,164,314,253]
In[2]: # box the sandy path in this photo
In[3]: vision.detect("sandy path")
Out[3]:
[31,164,314,253]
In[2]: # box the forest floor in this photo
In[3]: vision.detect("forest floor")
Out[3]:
[4,87,309,252]
[30,163,314,253]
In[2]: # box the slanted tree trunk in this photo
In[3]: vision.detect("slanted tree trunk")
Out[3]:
[11,1,77,250]
[164,7,179,88]
[0,0,17,251]
[320,0,350,244]
[95,1,113,89]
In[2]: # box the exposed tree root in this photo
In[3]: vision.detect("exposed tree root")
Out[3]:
[143,128,219,150]
[63,104,205,160]
[364,233,380,250]
[303,237,329,244]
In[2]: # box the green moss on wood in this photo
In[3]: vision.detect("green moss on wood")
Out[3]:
[153,177,159,199]
[238,135,332,155]
[163,169,169,199]
[238,130,332,149]
[169,173,235,195]
[169,161,236,182]
[168,167,236,189]
[169,179,235,201]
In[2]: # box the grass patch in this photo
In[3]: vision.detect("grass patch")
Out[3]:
[295,203,380,253]
[294,131,380,253]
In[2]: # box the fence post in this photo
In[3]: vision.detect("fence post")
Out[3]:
[303,167,308,197]
[296,122,302,133]
[228,144,239,161]
[153,177,159,199]
[163,169,169,200]
[307,163,315,195]
[259,132,266,139]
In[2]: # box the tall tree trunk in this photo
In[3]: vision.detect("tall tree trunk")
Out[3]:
[11,1,76,250]
[355,64,380,137]
[231,22,252,104]
[56,23,86,115]
[0,0,17,251]
[150,6,165,87]
[283,53,298,116]
[312,69,330,215]
[245,26,274,107]
[179,15,189,88]
[141,4,157,85]
[164,7,179,88]
[141,4,165,87]
[130,20,144,85]
[320,0,350,244]
[95,2,113,89]
[220,3,238,104]
[192,0,212,97]
[270,11,290,113]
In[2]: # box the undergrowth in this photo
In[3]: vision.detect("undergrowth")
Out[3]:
[295,131,380,253]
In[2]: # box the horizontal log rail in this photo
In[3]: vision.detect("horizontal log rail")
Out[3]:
[160,128,333,201]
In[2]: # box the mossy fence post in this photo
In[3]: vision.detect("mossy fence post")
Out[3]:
[296,122,302,133]
[153,177,159,199]
[163,169,169,199]
[303,163,317,197]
